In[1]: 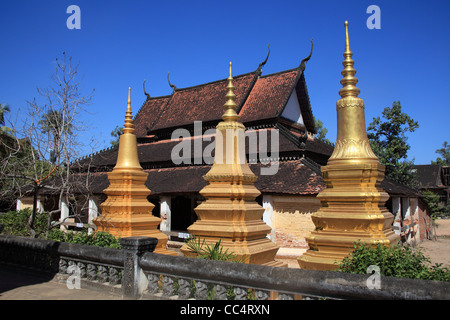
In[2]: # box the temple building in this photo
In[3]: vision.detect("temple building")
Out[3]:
[17,45,432,262]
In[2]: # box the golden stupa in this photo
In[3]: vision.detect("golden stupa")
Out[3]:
[93,88,176,256]
[180,63,284,267]
[298,21,398,270]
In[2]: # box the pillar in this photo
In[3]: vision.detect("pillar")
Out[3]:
[16,198,23,211]
[160,196,171,232]
[120,236,158,299]
[88,197,98,234]
[60,196,69,231]
[392,197,401,236]
[402,197,411,243]
[262,195,275,241]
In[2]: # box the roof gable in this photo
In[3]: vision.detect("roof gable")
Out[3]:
[238,69,299,124]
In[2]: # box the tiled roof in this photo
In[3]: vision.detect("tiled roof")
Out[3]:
[413,165,445,188]
[76,127,333,172]
[239,69,299,124]
[148,72,258,133]
[380,178,421,197]
[134,96,171,137]
[80,159,325,196]
[41,161,424,198]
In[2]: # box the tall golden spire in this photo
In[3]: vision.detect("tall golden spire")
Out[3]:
[298,21,397,271]
[339,21,360,99]
[123,87,134,134]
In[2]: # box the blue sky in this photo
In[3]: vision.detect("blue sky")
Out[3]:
[0,0,449,164]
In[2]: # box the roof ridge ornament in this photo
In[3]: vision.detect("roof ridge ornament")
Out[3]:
[299,38,314,71]
[143,79,151,100]
[167,72,177,93]
[258,43,271,71]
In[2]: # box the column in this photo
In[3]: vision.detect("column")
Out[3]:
[411,197,419,243]
[160,196,171,232]
[60,196,69,231]
[88,197,98,234]
[262,195,275,241]
[392,197,401,236]
[402,197,411,243]
[36,198,44,213]
[16,198,23,211]
[120,236,158,299]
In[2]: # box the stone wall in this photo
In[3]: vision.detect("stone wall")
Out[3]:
[272,196,320,248]
[1,234,449,300]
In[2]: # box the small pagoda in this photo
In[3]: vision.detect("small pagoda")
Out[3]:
[298,22,398,270]
[180,63,285,267]
[93,88,176,256]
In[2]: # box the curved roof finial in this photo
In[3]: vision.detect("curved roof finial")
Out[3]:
[299,38,314,71]
[258,43,271,70]
[167,72,177,93]
[143,79,151,100]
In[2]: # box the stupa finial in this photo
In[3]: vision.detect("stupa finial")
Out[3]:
[339,21,360,98]
[222,62,239,122]
[123,87,134,134]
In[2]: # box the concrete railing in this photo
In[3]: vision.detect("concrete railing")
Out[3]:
[0,234,449,300]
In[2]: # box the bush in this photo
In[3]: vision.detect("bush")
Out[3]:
[0,209,48,237]
[0,209,120,249]
[338,242,450,282]
[47,228,121,249]
[184,236,246,263]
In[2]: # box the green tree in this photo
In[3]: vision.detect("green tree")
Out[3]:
[110,125,123,147]
[431,141,450,165]
[0,103,10,126]
[313,116,334,145]
[422,190,450,219]
[0,103,12,134]
[367,101,419,188]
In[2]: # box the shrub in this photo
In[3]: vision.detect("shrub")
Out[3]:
[0,210,120,249]
[184,236,246,263]
[47,228,121,249]
[0,209,48,237]
[338,242,450,282]
[184,236,251,300]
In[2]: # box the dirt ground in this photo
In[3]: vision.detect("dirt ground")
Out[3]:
[416,218,450,267]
